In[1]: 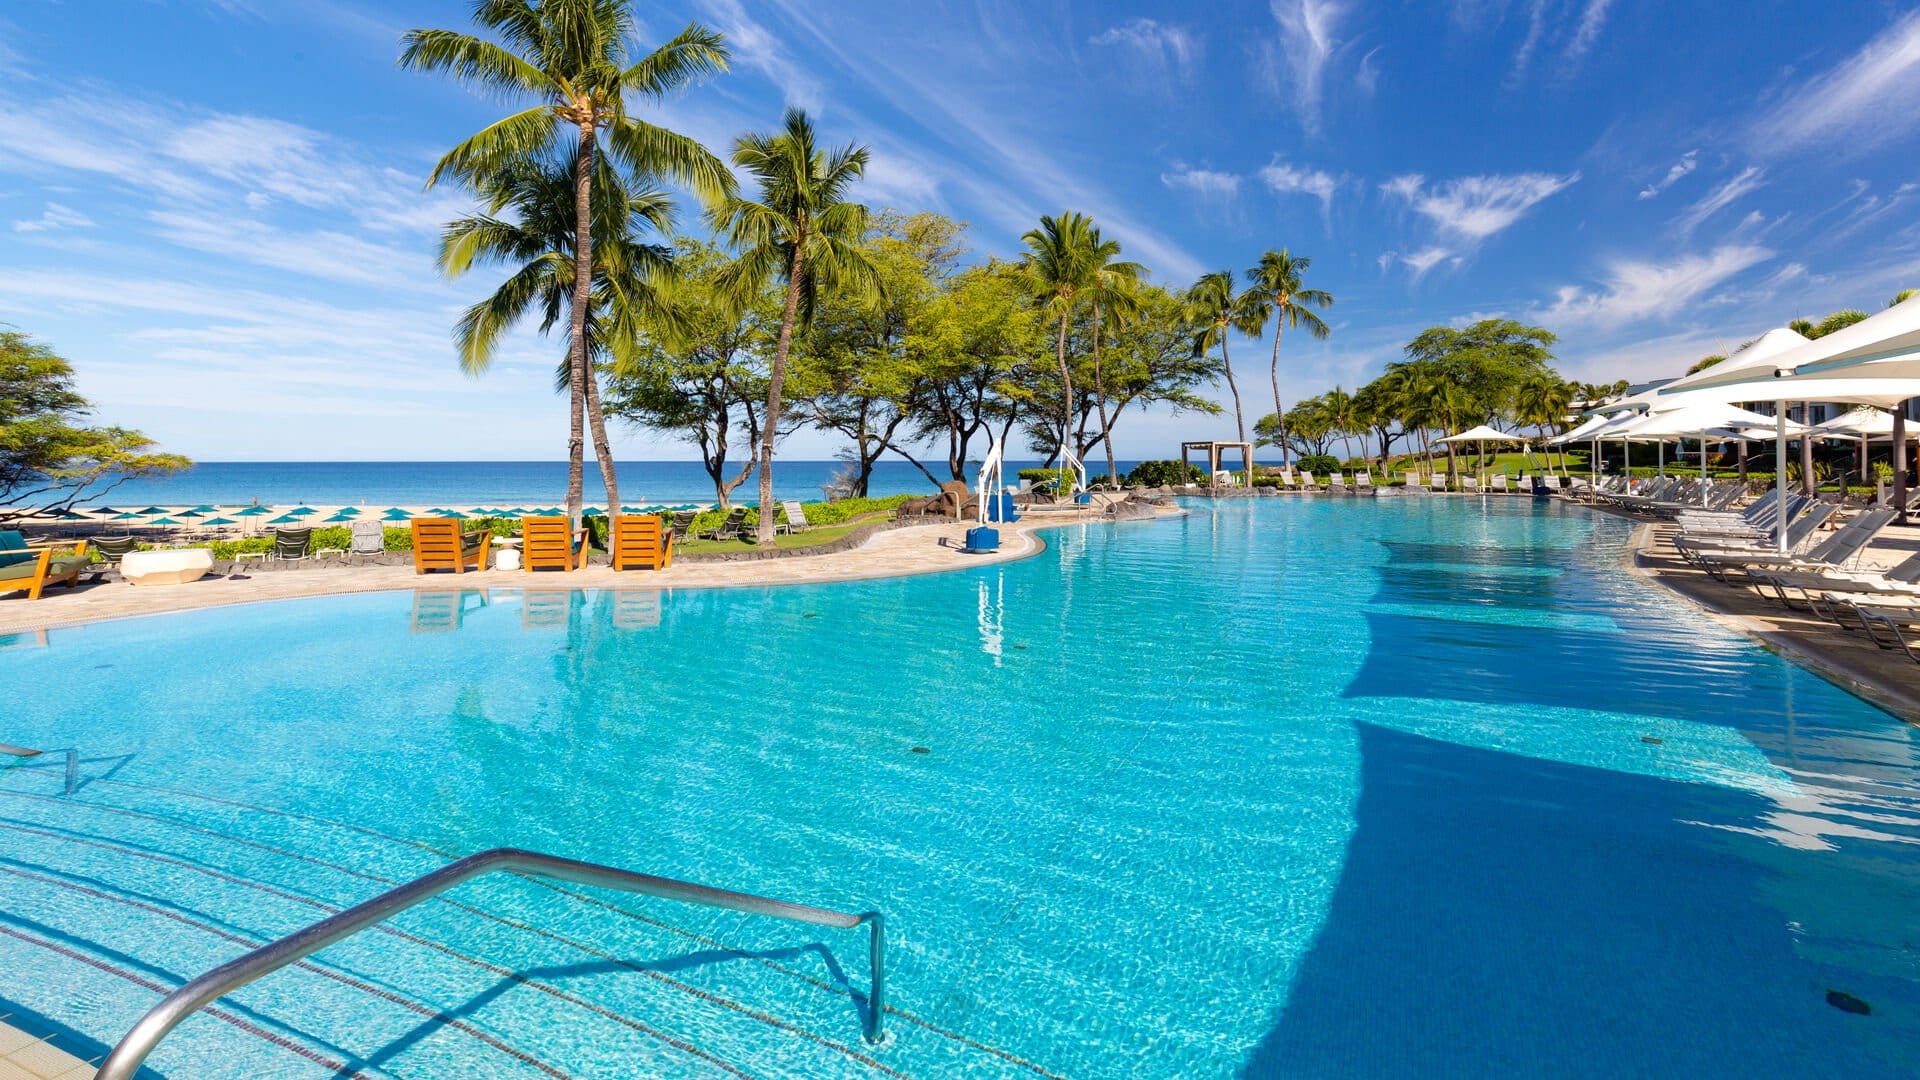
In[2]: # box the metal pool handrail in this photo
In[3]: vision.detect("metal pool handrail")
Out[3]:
[96,847,887,1079]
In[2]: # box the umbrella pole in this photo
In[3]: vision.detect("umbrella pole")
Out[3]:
[1776,405,1788,554]
[1657,439,1665,479]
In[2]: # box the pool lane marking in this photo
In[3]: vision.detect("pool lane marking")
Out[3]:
[0,816,866,1079]
[0,921,374,1078]
[62,776,1067,1079]
[0,863,571,1079]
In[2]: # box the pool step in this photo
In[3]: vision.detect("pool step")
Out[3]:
[0,772,950,1078]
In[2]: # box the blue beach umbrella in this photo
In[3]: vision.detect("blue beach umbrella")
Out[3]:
[323,512,355,522]
[267,514,301,524]
[111,512,141,521]
[150,517,180,526]
[188,505,216,514]
[333,507,361,517]
[288,506,317,517]
[177,509,204,519]
[381,509,411,521]
[137,506,168,515]
[581,506,605,517]
[92,506,119,515]
[235,506,272,518]
[202,516,238,526]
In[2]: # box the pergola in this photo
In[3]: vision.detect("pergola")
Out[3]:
[1180,440,1255,489]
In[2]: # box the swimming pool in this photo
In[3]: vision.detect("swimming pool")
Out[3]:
[2,497,1916,1077]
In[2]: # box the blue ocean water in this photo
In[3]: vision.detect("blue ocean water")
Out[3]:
[76,459,1151,509]
[1,497,1916,1077]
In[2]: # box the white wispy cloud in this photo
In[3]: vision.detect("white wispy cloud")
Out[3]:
[1543,245,1772,324]
[1258,0,1346,135]
[693,0,824,110]
[1638,150,1697,199]
[1673,166,1765,236]
[148,210,440,290]
[1566,0,1614,61]
[13,202,93,232]
[1161,165,1241,199]
[1382,171,1579,243]
[1401,246,1458,278]
[1753,9,1920,155]
[1089,18,1200,85]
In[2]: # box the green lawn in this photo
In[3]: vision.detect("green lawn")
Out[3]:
[676,515,882,555]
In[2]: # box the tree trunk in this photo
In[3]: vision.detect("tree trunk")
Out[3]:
[1092,304,1117,484]
[1269,320,1289,467]
[1220,329,1245,445]
[583,364,618,519]
[759,239,807,546]
[1054,309,1074,477]
[565,122,595,527]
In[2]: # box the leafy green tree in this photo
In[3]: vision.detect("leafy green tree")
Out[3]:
[710,108,881,545]
[1182,270,1259,445]
[437,152,674,514]
[909,260,1048,480]
[795,211,960,495]
[1240,249,1332,467]
[402,0,731,522]
[0,330,188,520]
[1081,284,1221,464]
[601,240,772,507]
[1686,353,1727,375]
[1020,212,1141,473]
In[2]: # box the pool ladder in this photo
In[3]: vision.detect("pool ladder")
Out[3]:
[95,848,887,1079]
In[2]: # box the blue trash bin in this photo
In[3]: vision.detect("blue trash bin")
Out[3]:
[964,526,999,552]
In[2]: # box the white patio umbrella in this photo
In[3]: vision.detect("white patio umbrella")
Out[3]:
[1660,298,1920,549]
[1808,406,1896,485]
[1618,402,1795,505]
[1438,424,1527,483]
[1549,412,1617,483]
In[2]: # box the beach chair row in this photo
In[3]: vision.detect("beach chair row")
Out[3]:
[1270,469,1375,493]
[408,515,674,574]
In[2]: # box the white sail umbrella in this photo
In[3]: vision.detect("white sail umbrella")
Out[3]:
[1618,403,1797,505]
[1438,424,1528,484]
[1808,406,1896,486]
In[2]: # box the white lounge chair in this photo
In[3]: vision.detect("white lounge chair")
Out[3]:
[1490,473,1510,494]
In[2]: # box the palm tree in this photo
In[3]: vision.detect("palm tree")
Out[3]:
[1021,212,1140,476]
[711,108,880,546]
[1085,262,1143,485]
[1512,371,1572,475]
[1240,249,1332,468]
[402,0,731,523]
[1891,289,1917,308]
[1323,385,1357,463]
[437,153,675,500]
[1184,270,1257,445]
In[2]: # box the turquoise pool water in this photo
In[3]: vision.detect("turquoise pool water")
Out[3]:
[2,497,1917,1077]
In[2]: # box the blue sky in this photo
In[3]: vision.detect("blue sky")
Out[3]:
[3,1,1920,462]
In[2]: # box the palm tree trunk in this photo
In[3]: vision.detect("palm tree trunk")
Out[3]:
[1092,304,1117,485]
[584,366,618,519]
[759,240,807,546]
[1799,402,1815,497]
[1055,309,1074,478]
[565,123,595,527]
[1220,331,1245,445]
[1269,322,1288,468]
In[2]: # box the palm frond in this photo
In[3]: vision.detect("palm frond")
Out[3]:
[607,116,735,203]
[426,104,560,188]
[398,29,557,97]
[622,22,729,96]
[453,254,563,375]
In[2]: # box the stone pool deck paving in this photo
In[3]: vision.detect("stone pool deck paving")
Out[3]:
[1631,516,1920,724]
[0,1019,93,1080]
[0,507,1169,636]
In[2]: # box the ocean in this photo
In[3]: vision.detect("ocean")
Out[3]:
[74,460,1151,508]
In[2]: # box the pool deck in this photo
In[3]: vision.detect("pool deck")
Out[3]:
[0,506,1171,635]
[0,1019,93,1080]
[1630,517,1920,724]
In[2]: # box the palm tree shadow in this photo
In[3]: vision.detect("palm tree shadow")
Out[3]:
[338,942,870,1077]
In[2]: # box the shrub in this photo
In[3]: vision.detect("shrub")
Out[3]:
[1125,460,1205,487]
[1295,454,1339,474]
[1016,467,1078,492]
[683,494,912,538]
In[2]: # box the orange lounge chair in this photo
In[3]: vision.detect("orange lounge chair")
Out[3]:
[0,540,90,600]
[521,516,586,572]
[410,518,491,574]
[610,515,673,570]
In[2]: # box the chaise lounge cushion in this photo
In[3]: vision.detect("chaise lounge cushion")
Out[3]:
[0,530,32,569]
[0,554,89,582]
